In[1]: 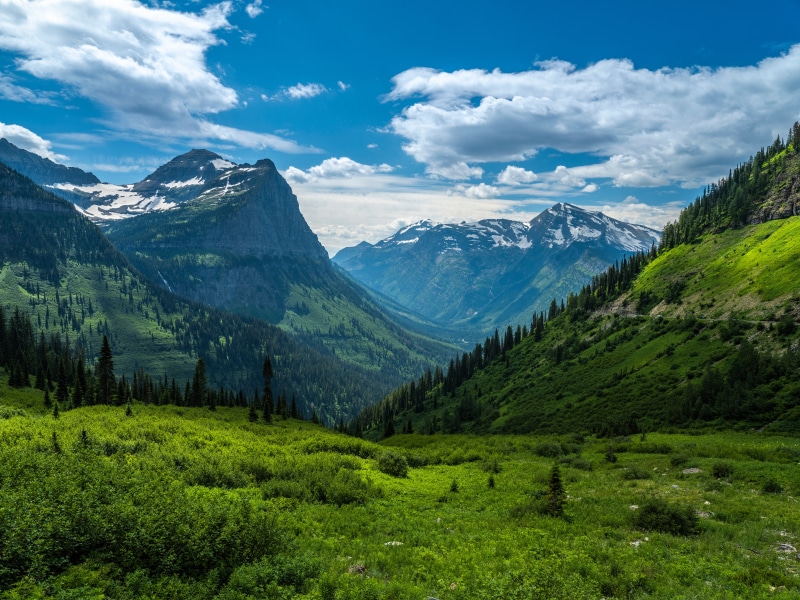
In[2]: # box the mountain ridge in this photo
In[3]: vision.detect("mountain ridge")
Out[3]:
[333,203,660,336]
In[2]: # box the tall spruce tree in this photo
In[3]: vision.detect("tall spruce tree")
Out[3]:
[192,358,207,407]
[97,335,115,405]
[262,356,274,417]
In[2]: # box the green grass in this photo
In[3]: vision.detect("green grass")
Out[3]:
[0,390,798,598]
[630,216,800,319]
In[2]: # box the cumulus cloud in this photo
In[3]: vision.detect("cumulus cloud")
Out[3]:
[387,49,800,185]
[0,0,309,153]
[284,82,327,99]
[285,172,537,255]
[552,165,586,188]
[596,199,684,231]
[450,183,500,199]
[497,165,537,185]
[245,0,264,18]
[285,157,394,183]
[0,121,65,160]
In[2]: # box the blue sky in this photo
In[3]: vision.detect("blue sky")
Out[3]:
[1,0,800,253]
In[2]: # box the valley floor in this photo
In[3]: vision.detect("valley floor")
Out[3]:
[0,393,799,599]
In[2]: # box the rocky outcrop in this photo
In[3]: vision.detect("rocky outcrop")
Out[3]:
[748,154,800,225]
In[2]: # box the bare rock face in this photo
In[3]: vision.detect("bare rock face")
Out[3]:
[748,154,800,225]
[105,157,330,321]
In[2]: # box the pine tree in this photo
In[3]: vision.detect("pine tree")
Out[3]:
[43,388,52,409]
[52,400,60,419]
[97,335,115,405]
[544,463,567,517]
[248,401,258,423]
[262,356,274,417]
[192,358,207,407]
[55,358,69,407]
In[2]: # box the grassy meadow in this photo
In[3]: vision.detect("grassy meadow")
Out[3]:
[1,383,799,599]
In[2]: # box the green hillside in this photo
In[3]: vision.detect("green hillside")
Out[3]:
[0,383,798,598]
[0,164,410,422]
[354,127,800,438]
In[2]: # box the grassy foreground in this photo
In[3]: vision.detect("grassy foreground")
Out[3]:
[0,391,799,599]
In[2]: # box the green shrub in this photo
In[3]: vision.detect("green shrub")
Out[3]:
[559,455,593,471]
[711,461,734,479]
[534,441,563,458]
[621,465,651,480]
[326,469,374,506]
[762,478,783,494]
[669,454,690,468]
[377,452,408,478]
[632,498,699,536]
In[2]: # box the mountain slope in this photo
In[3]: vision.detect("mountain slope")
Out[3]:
[0,138,100,187]
[355,218,800,437]
[102,154,455,378]
[0,140,456,384]
[0,163,404,422]
[333,204,660,336]
[353,132,800,437]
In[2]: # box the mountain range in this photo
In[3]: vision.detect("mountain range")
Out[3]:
[0,140,456,385]
[334,204,660,336]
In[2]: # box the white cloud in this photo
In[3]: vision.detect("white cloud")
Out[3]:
[284,83,327,100]
[596,199,683,232]
[0,121,65,161]
[497,165,537,185]
[367,143,378,149]
[581,183,599,193]
[450,183,500,199]
[285,157,394,183]
[240,32,256,44]
[387,48,800,186]
[285,171,537,255]
[337,81,350,91]
[0,0,309,153]
[0,73,55,104]
[552,165,586,188]
[245,0,264,18]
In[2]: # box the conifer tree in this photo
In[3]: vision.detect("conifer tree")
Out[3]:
[248,401,258,423]
[544,463,566,517]
[55,358,69,407]
[192,358,207,407]
[262,356,274,417]
[97,335,115,405]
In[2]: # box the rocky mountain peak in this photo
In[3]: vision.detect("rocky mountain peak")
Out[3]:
[132,149,235,196]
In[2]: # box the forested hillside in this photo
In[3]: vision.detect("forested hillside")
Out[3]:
[354,123,800,438]
[0,163,407,423]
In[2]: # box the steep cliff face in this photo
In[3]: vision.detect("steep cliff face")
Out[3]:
[749,152,800,224]
[105,158,328,319]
